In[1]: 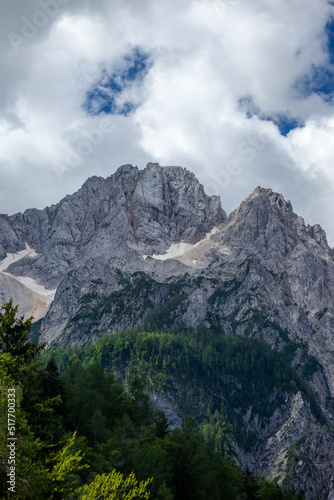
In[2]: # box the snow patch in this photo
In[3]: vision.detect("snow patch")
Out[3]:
[151,242,195,261]
[0,243,40,272]
[0,243,56,301]
[4,274,57,302]
[145,226,220,261]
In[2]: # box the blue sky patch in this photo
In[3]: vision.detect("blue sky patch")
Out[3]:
[325,17,334,65]
[269,115,301,136]
[238,96,302,136]
[294,64,334,100]
[84,47,151,116]
[293,18,334,100]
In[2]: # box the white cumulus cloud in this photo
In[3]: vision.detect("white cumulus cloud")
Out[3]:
[0,0,334,243]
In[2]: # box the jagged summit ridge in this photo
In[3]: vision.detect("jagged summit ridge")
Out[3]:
[247,186,294,216]
[213,184,331,257]
[0,163,226,290]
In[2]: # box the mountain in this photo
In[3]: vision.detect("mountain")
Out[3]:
[1,163,334,499]
[0,163,224,319]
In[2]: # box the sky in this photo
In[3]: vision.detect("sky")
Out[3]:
[1,0,334,244]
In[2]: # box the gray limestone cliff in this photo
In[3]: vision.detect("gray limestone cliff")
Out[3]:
[0,163,225,290]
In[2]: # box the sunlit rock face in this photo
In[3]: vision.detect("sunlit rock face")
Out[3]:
[0,163,225,321]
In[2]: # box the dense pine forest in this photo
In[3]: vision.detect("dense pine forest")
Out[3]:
[0,300,306,499]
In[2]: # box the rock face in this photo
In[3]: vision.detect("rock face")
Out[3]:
[0,163,225,290]
[1,164,334,498]
[0,163,225,321]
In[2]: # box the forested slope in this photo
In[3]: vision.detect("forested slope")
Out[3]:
[0,300,305,499]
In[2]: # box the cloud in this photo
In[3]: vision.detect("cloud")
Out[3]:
[0,0,334,245]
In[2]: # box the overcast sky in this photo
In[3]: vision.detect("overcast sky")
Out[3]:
[1,0,334,244]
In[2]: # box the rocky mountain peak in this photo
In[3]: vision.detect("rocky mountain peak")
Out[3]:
[0,163,226,289]
[248,186,293,215]
[236,185,293,220]
[213,186,331,259]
